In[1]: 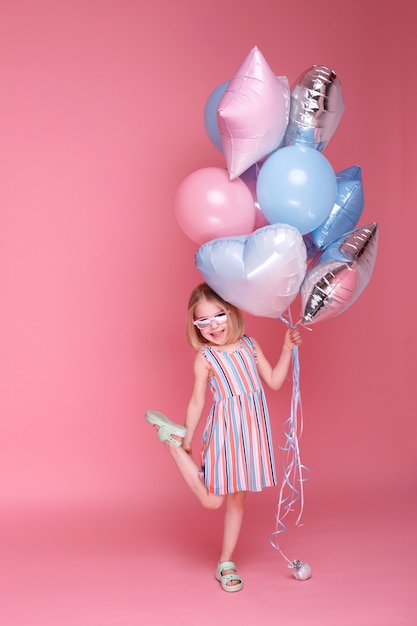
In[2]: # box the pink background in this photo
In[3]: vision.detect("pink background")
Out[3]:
[0,1,416,624]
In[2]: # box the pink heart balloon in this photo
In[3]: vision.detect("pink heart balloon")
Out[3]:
[195,224,307,318]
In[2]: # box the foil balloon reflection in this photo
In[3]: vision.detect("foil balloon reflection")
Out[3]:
[195,224,307,318]
[284,65,345,152]
[311,165,364,249]
[217,46,290,180]
[300,223,378,325]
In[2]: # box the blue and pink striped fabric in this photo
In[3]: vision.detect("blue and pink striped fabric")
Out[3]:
[199,335,277,495]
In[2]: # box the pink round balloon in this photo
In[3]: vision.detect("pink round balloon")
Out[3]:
[175,167,256,245]
[217,46,290,180]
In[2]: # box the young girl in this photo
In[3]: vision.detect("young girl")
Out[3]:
[146,283,302,592]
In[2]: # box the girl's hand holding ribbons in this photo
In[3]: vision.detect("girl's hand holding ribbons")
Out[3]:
[284,328,302,352]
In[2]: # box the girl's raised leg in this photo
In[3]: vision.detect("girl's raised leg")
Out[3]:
[165,441,224,510]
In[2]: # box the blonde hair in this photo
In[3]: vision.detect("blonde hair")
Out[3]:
[186,283,245,350]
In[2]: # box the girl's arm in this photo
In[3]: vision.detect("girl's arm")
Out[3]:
[254,328,302,391]
[182,351,209,453]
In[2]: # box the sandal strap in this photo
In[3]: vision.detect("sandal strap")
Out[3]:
[221,573,242,584]
[217,560,237,574]
[157,425,183,447]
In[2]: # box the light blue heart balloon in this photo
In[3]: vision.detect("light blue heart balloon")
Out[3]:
[195,223,307,318]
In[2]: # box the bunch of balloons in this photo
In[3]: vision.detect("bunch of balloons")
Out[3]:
[174,47,379,574]
[175,46,378,326]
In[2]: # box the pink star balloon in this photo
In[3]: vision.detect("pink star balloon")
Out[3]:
[217,46,290,180]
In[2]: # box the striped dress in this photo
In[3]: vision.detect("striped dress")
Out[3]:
[199,335,277,495]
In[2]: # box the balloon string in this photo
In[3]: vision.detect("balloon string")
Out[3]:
[280,312,312,332]
[271,312,311,564]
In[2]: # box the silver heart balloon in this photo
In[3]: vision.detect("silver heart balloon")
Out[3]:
[195,224,307,318]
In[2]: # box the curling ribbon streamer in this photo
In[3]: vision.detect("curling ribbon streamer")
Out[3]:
[270,313,311,564]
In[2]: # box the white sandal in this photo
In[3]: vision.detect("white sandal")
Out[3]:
[145,410,187,447]
[215,561,243,592]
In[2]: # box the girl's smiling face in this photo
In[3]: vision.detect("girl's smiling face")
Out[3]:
[194,299,229,346]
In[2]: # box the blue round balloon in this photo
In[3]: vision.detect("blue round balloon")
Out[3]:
[256,145,337,235]
[203,80,229,153]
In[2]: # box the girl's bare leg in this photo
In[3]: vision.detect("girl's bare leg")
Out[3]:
[218,491,246,586]
[165,441,224,510]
